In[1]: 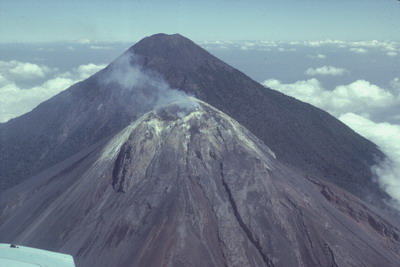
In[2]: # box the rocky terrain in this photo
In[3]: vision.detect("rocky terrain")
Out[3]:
[1,102,399,266]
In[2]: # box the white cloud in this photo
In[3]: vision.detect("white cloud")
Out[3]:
[262,79,396,119]
[200,39,399,53]
[201,39,399,52]
[0,77,75,122]
[349,47,369,54]
[347,40,398,52]
[245,41,279,49]
[333,81,394,113]
[37,47,54,52]
[263,77,400,208]
[0,60,56,81]
[238,41,255,50]
[9,63,46,79]
[305,66,347,76]
[345,40,399,57]
[200,40,237,50]
[77,63,106,79]
[339,113,400,208]
[390,78,400,92]
[0,74,8,86]
[90,45,113,50]
[60,63,106,81]
[278,47,297,52]
[202,40,281,51]
[259,41,279,47]
[305,41,323,47]
[303,40,346,47]
[0,63,106,123]
[307,54,326,59]
[302,39,400,56]
[263,78,326,109]
[75,38,92,44]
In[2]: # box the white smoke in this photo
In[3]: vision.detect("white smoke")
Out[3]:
[100,52,199,114]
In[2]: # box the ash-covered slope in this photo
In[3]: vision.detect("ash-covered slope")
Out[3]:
[1,102,399,267]
[0,33,384,204]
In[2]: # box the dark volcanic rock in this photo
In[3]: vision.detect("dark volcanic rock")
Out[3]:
[1,102,399,267]
[0,33,385,205]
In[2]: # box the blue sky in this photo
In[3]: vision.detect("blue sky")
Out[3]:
[1,0,399,42]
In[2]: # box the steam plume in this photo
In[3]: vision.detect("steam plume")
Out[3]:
[100,52,199,116]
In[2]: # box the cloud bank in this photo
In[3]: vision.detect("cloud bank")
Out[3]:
[263,77,400,208]
[339,113,400,207]
[0,60,56,81]
[0,61,106,122]
[307,54,326,59]
[200,40,398,57]
[349,47,369,54]
[90,45,113,50]
[262,78,397,118]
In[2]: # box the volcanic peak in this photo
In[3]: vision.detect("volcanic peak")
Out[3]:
[128,33,233,74]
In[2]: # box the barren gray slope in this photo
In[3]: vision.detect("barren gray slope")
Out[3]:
[0,33,385,206]
[1,102,399,267]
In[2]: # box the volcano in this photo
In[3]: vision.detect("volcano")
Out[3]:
[0,34,384,204]
[1,102,399,266]
[0,33,398,266]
